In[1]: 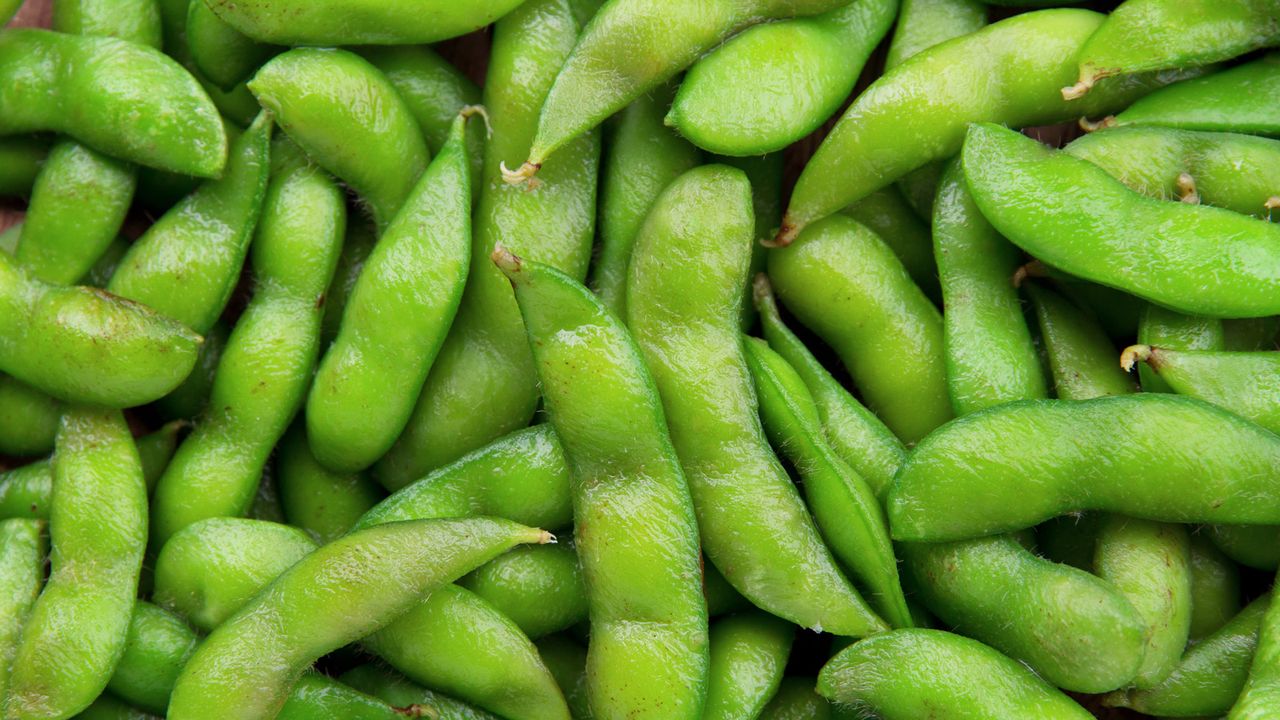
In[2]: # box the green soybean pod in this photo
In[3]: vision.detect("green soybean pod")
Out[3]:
[322,220,377,347]
[753,276,905,500]
[1229,584,1280,718]
[0,29,226,177]
[1107,594,1269,717]
[536,635,592,720]
[51,0,163,47]
[744,337,912,629]
[308,113,472,473]
[354,424,572,533]
[341,664,502,720]
[884,0,985,71]
[757,678,832,720]
[1067,0,1280,99]
[0,253,203,408]
[1111,53,1280,137]
[1212,525,1280,571]
[376,0,601,490]
[248,48,430,229]
[819,629,1093,719]
[108,601,199,715]
[902,534,1145,693]
[1133,306,1226,394]
[591,84,700,317]
[167,517,551,720]
[108,112,272,334]
[7,409,146,720]
[1123,346,1280,435]
[278,674,432,720]
[1189,533,1242,641]
[1026,283,1136,401]
[0,376,60,457]
[153,518,318,632]
[667,0,898,156]
[965,122,1280,318]
[768,215,952,444]
[0,519,44,704]
[149,138,345,548]
[842,187,940,302]
[888,395,1280,542]
[934,158,1047,415]
[155,320,228,421]
[496,249,708,719]
[1064,127,1280,219]
[714,153,781,329]
[778,8,1190,244]
[186,0,274,90]
[204,0,527,44]
[628,165,885,638]
[1093,516,1192,689]
[0,137,48,198]
[701,612,795,720]
[277,425,385,545]
[457,543,587,640]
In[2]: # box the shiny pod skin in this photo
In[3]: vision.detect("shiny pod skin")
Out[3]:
[276,424,385,544]
[842,186,940,303]
[341,664,502,720]
[51,0,163,47]
[457,542,587,640]
[6,409,147,720]
[0,29,225,177]
[108,601,199,714]
[778,8,1188,244]
[904,534,1145,693]
[0,518,44,704]
[204,0,529,44]
[148,141,346,548]
[514,0,852,178]
[249,48,430,229]
[889,394,1280,542]
[375,0,601,490]
[817,629,1093,719]
[1064,126,1280,220]
[1229,587,1280,718]
[701,612,795,720]
[1066,0,1280,98]
[1125,346,1280,434]
[0,252,202,408]
[186,0,275,91]
[884,0,985,71]
[1132,305,1225,394]
[667,0,898,156]
[1188,533,1243,640]
[964,123,1280,318]
[167,518,551,720]
[1027,282,1136,401]
[497,250,708,720]
[768,214,952,444]
[1112,53,1280,136]
[628,165,885,638]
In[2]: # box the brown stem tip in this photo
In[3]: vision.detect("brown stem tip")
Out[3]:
[490,244,523,278]
[1120,344,1152,372]
[765,220,800,249]
[500,160,541,187]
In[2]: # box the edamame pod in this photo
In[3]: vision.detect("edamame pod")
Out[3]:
[768,215,952,444]
[889,395,1280,541]
[205,0,529,45]
[308,113,472,473]
[322,220,376,347]
[536,635,592,720]
[757,678,832,720]
[167,517,552,720]
[1229,583,1280,718]
[934,158,1046,415]
[497,249,709,719]
[904,533,1146,693]
[1068,0,1280,99]
[0,29,225,177]
[509,0,852,181]
[376,0,600,489]
[1212,525,1280,571]
[277,425,384,544]
[1108,594,1269,717]
[842,187,939,302]
[1027,282,1135,400]
[1122,345,1280,434]
[342,665,502,720]
[51,0,163,47]
[150,138,345,548]
[457,543,587,640]
[279,674,431,720]
[0,137,48,198]
[1133,306,1225,394]
[74,695,157,720]
[7,409,147,720]
[248,49,430,229]
[818,629,1093,719]
[1064,127,1280,219]
[884,0,984,71]
[1189,533,1242,640]
[0,519,43,705]
[778,8,1189,244]
[186,0,273,90]
[0,376,60,457]
[1093,516,1192,689]
[667,0,897,156]
[1111,53,1280,136]
[964,122,1280,318]
[744,337,912,629]
[628,165,885,637]
[108,112,272,334]
[0,252,202,407]
[355,424,572,533]
[591,84,700,317]
[753,276,905,499]
[109,601,199,714]
[702,612,795,720]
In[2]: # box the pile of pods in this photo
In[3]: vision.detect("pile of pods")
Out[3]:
[1,0,1280,718]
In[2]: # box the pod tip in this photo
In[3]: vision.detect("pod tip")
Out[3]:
[490,244,522,278]
[1120,344,1152,372]
[766,219,800,248]
[501,160,541,187]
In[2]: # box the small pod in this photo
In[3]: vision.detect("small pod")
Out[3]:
[757,677,832,720]
[889,394,1280,542]
[1123,345,1280,434]
[1228,583,1280,718]
[51,0,163,48]
[277,424,385,545]
[1026,283,1136,401]
[702,612,795,720]
[818,629,1093,719]
[964,122,1280,318]
[204,0,529,45]
[536,635,591,720]
[0,29,226,176]
[186,0,275,90]
[108,601,199,715]
[1111,53,1280,136]
[458,543,587,640]
[0,137,48,198]
[884,0,985,71]
[0,518,44,703]
[1188,533,1242,641]
[167,517,552,720]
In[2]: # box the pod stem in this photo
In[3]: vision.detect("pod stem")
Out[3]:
[1176,173,1200,205]
[1120,344,1152,372]
[1061,79,1093,101]
[1078,116,1117,133]
[1012,260,1048,288]
[490,244,524,280]
[394,703,438,719]
[766,217,801,248]
[1265,196,1279,212]
[751,273,778,314]
[501,160,542,188]
[460,105,493,139]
